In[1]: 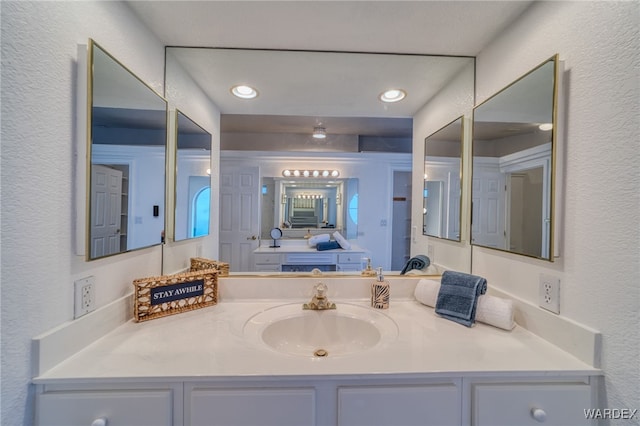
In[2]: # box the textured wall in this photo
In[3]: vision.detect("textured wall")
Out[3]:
[0,3,167,425]
[473,1,639,413]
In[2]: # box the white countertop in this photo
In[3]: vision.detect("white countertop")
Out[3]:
[33,298,599,384]
[254,244,366,254]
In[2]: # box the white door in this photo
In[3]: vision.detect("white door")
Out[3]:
[446,171,461,240]
[90,164,122,258]
[219,165,260,271]
[471,171,506,249]
[391,171,412,270]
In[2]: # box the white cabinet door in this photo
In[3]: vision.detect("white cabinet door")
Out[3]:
[188,387,316,426]
[338,383,461,426]
[472,383,592,426]
[36,389,174,426]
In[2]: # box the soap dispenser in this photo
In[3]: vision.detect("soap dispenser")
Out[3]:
[371,267,390,309]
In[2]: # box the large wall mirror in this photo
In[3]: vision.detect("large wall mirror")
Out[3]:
[174,110,212,241]
[164,47,475,273]
[87,40,167,260]
[423,116,463,241]
[261,177,358,240]
[471,55,559,260]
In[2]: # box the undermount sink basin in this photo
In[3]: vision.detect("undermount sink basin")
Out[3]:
[243,303,398,358]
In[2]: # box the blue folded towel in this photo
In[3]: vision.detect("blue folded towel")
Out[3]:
[435,271,487,327]
[400,255,431,275]
[316,241,341,251]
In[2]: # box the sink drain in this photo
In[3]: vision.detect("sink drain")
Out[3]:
[313,349,328,357]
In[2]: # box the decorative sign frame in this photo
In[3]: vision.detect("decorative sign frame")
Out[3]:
[133,269,218,322]
[190,257,229,276]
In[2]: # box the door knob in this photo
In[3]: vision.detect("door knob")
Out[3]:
[246,235,257,240]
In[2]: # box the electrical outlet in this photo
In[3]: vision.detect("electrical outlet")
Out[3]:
[74,276,96,319]
[539,274,560,314]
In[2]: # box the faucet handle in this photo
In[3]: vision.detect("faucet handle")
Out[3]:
[314,282,327,297]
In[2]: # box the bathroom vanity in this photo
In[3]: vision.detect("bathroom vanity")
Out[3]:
[33,277,601,426]
[253,243,369,272]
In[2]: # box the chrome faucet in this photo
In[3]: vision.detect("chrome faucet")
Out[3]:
[303,282,336,310]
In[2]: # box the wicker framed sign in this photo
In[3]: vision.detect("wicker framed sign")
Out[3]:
[190,257,229,276]
[133,269,218,322]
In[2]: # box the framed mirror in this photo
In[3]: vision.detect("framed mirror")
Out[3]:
[165,47,475,273]
[261,177,358,240]
[471,55,559,260]
[87,40,168,260]
[173,110,212,241]
[423,116,463,241]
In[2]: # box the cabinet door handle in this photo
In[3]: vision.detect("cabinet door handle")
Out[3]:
[531,407,547,422]
[91,418,108,426]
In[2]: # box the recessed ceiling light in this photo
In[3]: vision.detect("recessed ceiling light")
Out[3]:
[231,85,258,99]
[379,89,406,103]
[312,126,327,139]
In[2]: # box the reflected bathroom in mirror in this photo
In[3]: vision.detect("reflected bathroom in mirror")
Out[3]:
[423,116,463,241]
[261,178,358,240]
[472,55,559,260]
[165,47,475,272]
[174,110,212,241]
[88,40,167,260]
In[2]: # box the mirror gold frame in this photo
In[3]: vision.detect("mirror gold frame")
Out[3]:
[86,39,168,260]
[423,116,464,242]
[471,54,561,261]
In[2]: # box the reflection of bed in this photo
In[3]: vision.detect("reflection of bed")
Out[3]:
[290,211,318,228]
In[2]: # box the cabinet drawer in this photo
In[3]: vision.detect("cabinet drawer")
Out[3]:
[338,383,461,426]
[254,254,281,265]
[254,264,281,272]
[188,387,316,426]
[472,383,592,426]
[285,253,335,264]
[337,253,364,264]
[36,389,174,426]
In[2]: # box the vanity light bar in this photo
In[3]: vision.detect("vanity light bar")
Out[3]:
[282,170,339,178]
[296,194,323,199]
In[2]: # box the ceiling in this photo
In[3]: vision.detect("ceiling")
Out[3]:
[126,1,534,142]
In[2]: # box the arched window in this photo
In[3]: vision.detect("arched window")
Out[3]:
[348,193,358,225]
[191,187,210,237]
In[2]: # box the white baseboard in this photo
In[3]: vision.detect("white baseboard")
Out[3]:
[489,287,601,368]
[32,293,133,377]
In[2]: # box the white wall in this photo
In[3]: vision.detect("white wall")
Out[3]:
[472,1,639,413]
[0,2,170,425]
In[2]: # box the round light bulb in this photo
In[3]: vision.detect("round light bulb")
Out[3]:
[379,89,406,103]
[231,85,258,99]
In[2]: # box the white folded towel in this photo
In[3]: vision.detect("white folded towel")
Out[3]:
[332,231,351,250]
[414,278,515,330]
[308,234,331,247]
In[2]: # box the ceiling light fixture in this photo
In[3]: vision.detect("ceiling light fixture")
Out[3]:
[282,169,340,178]
[312,126,327,139]
[538,123,553,131]
[379,89,406,103]
[231,85,258,99]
